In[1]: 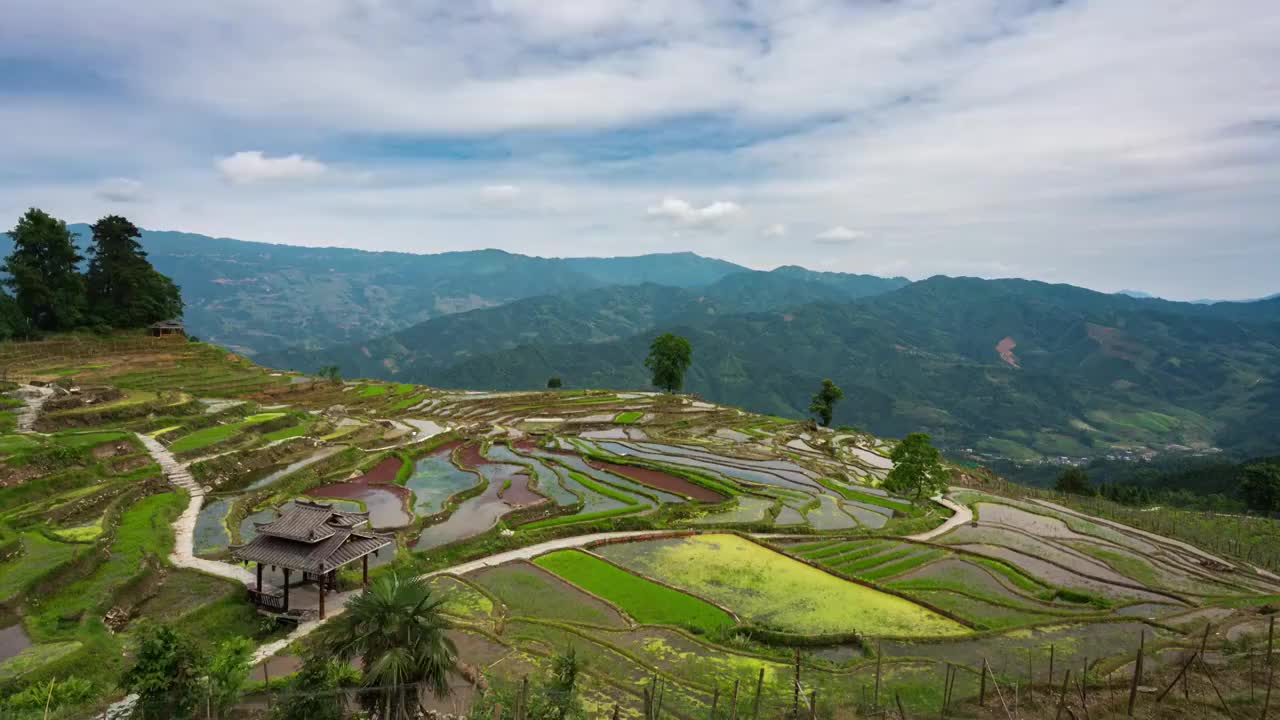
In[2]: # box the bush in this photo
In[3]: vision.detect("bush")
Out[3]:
[0,676,97,715]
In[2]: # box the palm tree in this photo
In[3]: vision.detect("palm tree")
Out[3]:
[314,572,457,720]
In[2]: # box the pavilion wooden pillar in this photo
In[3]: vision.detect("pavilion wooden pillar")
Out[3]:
[256,562,263,590]
[362,555,369,587]
[318,569,326,620]
[282,568,291,612]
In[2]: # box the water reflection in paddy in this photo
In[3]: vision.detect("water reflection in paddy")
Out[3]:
[0,624,32,664]
[485,445,578,506]
[309,483,412,529]
[404,450,481,516]
[194,496,233,554]
[247,446,344,490]
[526,448,684,505]
[593,441,820,492]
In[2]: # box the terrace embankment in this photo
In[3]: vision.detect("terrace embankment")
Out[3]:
[587,458,725,502]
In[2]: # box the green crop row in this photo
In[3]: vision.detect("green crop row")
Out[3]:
[534,549,734,634]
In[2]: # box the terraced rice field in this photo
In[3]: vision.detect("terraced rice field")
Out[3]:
[533,549,735,633]
[470,561,628,628]
[405,446,481,514]
[8,336,1280,719]
[596,534,969,637]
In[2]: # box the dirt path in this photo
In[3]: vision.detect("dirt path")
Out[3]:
[13,384,53,433]
[907,494,972,541]
[135,433,255,586]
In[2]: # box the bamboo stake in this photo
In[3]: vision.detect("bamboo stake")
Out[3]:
[985,659,1014,720]
[1263,660,1274,720]
[1076,675,1090,720]
[794,649,802,720]
[980,660,988,707]
[1054,670,1072,720]
[751,668,764,720]
[1155,652,1197,703]
[896,692,908,720]
[712,686,720,719]
[1049,645,1055,690]
[730,679,740,720]
[1270,616,1276,668]
[1081,656,1088,708]
[1126,631,1144,716]
[811,690,818,720]
[1196,656,1233,720]
[876,642,883,708]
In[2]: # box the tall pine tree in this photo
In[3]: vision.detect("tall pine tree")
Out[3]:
[85,215,183,327]
[2,208,86,331]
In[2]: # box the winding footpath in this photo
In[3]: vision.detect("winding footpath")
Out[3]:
[908,494,972,541]
[13,383,53,433]
[135,433,255,585]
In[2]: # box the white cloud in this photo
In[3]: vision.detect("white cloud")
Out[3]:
[762,223,787,238]
[94,177,144,203]
[646,197,742,228]
[480,184,522,201]
[216,151,326,185]
[814,226,863,244]
[3,1,1280,298]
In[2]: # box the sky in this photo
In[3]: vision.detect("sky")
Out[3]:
[1,1,1278,300]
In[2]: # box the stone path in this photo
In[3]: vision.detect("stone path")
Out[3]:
[135,433,255,586]
[423,530,660,578]
[13,383,53,433]
[907,494,972,541]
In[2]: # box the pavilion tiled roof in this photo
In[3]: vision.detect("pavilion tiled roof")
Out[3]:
[232,528,391,573]
[231,500,390,573]
[253,500,369,543]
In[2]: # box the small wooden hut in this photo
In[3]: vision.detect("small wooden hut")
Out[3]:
[148,319,185,337]
[231,500,392,619]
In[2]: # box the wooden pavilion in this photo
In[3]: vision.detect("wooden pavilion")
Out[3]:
[148,319,185,337]
[231,500,392,619]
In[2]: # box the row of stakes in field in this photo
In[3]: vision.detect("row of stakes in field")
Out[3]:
[496,619,1277,720]
[239,617,1275,720]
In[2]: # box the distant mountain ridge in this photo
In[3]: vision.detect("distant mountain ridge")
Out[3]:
[258,268,910,378]
[1,226,750,355]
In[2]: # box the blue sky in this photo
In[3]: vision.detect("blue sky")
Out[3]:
[1,0,1278,299]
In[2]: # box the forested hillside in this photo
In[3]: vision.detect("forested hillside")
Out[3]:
[420,277,1280,460]
[260,269,908,379]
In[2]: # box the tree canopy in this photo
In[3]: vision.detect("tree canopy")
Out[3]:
[86,214,183,327]
[314,572,457,720]
[121,623,206,720]
[808,378,844,427]
[884,432,948,502]
[2,208,182,337]
[3,208,86,332]
[1240,462,1280,515]
[644,332,692,393]
[1054,467,1092,495]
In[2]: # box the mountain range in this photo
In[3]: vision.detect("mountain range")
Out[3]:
[4,224,1277,463]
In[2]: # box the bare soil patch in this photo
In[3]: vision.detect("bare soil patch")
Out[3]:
[356,455,403,484]
[587,458,725,502]
[994,336,1020,367]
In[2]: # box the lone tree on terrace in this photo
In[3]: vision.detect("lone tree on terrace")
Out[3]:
[86,214,183,327]
[884,432,948,502]
[3,208,86,332]
[808,378,844,427]
[547,376,563,389]
[645,332,692,393]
